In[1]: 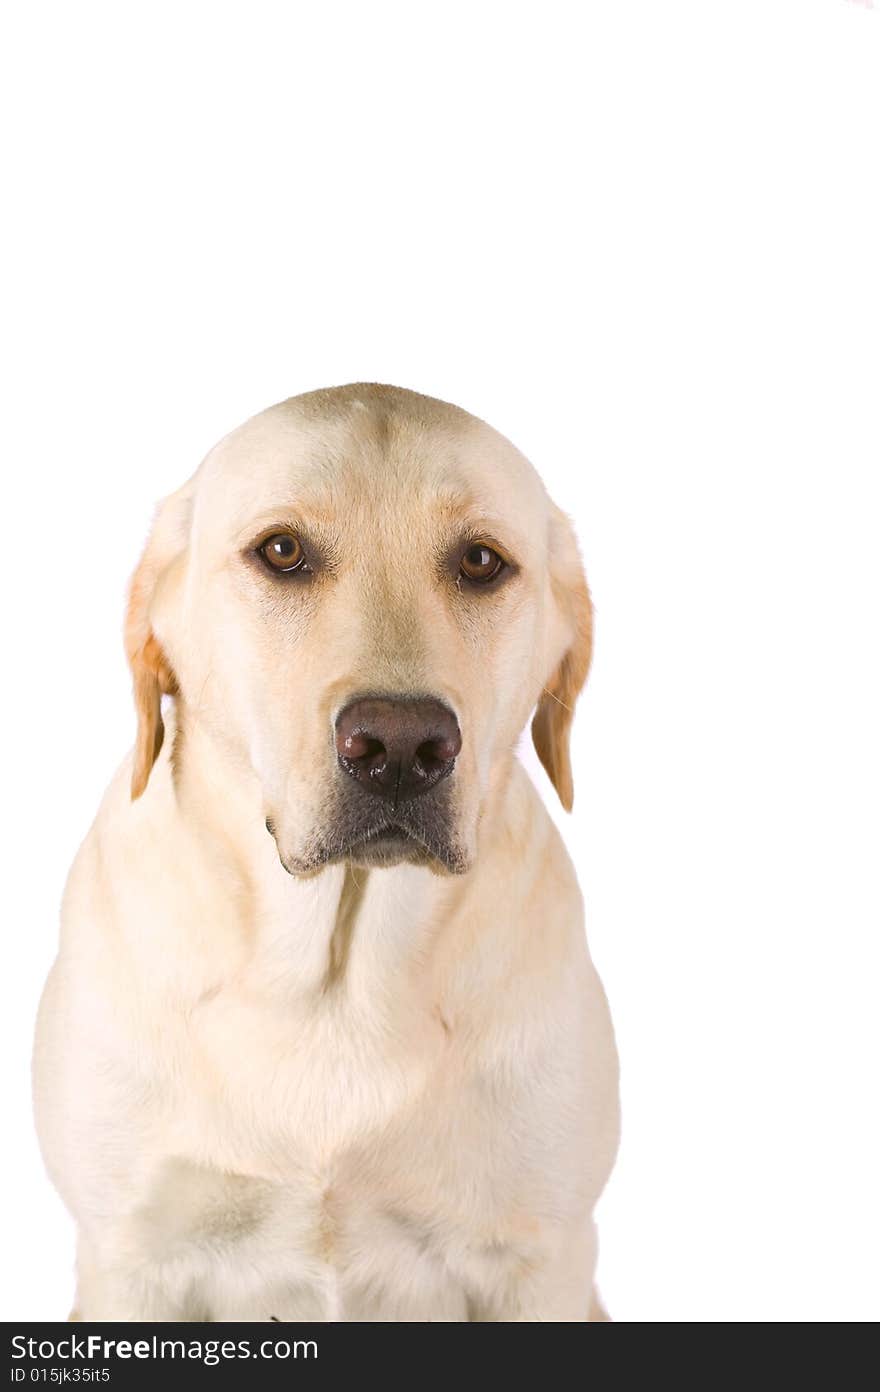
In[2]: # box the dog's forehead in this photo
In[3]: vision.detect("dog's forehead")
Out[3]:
[193,390,548,542]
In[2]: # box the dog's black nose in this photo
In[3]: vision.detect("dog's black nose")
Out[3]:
[335,696,461,803]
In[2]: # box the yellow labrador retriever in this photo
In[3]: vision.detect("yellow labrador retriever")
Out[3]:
[34,385,619,1322]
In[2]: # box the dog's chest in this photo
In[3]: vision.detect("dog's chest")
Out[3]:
[140,1080,504,1319]
[178,980,449,1169]
[140,1154,485,1321]
[138,989,521,1319]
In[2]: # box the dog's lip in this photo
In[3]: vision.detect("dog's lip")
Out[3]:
[340,821,435,862]
[275,819,470,877]
[350,823,415,847]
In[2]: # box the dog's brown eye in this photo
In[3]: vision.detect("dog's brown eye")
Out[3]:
[260,533,306,573]
[460,543,505,584]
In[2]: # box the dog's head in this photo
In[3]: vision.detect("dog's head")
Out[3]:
[126,386,591,876]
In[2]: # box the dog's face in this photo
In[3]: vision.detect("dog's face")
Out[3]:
[126,387,591,876]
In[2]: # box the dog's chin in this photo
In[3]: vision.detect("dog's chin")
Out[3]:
[344,827,437,870]
[275,825,471,878]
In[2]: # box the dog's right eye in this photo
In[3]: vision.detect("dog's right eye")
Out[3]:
[459,543,506,584]
[259,533,309,574]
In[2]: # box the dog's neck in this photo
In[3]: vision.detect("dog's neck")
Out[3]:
[163,704,468,1005]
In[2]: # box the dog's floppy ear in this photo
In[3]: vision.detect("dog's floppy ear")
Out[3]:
[124,483,193,800]
[531,506,593,812]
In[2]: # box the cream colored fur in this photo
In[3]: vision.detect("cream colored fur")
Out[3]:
[33,385,619,1322]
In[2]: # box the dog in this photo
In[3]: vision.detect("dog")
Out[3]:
[33,384,619,1321]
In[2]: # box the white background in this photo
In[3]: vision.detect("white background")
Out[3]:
[2,0,878,1323]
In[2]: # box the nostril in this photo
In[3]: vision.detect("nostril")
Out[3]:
[341,731,385,762]
[415,735,459,774]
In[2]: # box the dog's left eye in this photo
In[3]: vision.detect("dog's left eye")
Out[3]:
[259,533,308,573]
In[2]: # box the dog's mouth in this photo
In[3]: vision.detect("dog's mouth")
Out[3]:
[344,822,426,864]
[338,817,459,871]
[267,771,472,877]
[269,806,469,877]
[355,824,412,845]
